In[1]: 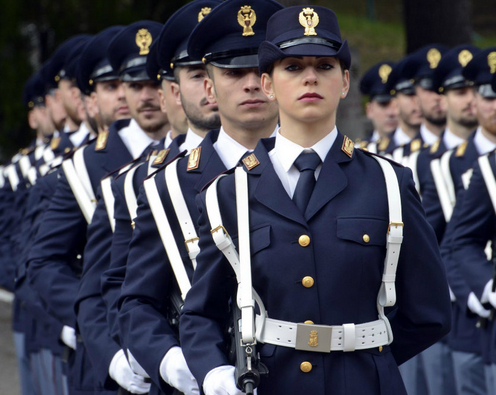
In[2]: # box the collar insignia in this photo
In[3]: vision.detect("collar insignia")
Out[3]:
[152,149,170,166]
[95,131,109,151]
[50,136,61,150]
[299,8,319,36]
[410,139,421,153]
[237,6,256,37]
[187,147,202,171]
[455,141,467,157]
[342,135,354,158]
[242,153,260,170]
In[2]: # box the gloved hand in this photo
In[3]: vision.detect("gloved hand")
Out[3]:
[127,349,150,378]
[109,349,150,394]
[481,280,493,303]
[60,326,77,350]
[468,292,491,318]
[203,365,257,395]
[160,346,199,395]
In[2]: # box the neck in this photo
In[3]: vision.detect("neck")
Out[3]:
[85,121,97,138]
[423,120,444,136]
[398,120,419,139]
[481,127,496,144]
[279,113,335,148]
[222,118,278,150]
[65,118,80,133]
[189,122,209,139]
[447,118,473,140]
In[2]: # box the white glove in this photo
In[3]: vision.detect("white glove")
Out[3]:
[467,292,491,318]
[60,326,77,350]
[203,365,257,395]
[127,349,150,378]
[160,346,199,395]
[481,280,493,303]
[109,349,151,394]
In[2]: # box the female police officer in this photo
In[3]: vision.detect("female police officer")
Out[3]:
[180,6,451,395]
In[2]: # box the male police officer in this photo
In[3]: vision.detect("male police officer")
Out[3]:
[358,61,399,152]
[117,0,281,394]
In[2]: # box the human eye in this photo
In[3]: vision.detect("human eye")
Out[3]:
[284,63,301,72]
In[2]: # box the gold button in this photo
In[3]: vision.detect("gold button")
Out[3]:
[300,362,312,373]
[64,147,70,153]
[302,276,314,288]
[299,235,310,247]
[304,320,314,325]
[379,346,383,352]
[363,234,370,243]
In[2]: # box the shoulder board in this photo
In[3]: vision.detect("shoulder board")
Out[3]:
[152,149,170,166]
[357,148,405,168]
[50,136,61,150]
[341,135,354,158]
[378,137,390,152]
[20,147,35,155]
[200,168,235,193]
[187,147,202,171]
[95,131,109,151]
[455,141,468,157]
[410,139,422,153]
[430,139,441,154]
[144,150,188,181]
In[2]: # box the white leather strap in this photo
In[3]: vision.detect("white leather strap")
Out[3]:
[0,166,4,189]
[479,154,496,214]
[73,146,96,204]
[34,145,45,161]
[143,176,191,299]
[43,146,55,164]
[101,176,116,232]
[430,156,454,222]
[62,158,96,224]
[6,164,19,192]
[166,158,199,269]
[19,155,31,179]
[461,168,473,190]
[27,167,37,186]
[407,150,421,195]
[441,150,455,204]
[123,163,143,224]
[392,146,404,164]
[371,156,403,345]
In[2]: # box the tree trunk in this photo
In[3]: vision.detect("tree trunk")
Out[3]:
[404,0,472,54]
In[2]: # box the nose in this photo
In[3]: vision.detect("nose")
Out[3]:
[243,71,261,93]
[302,67,318,85]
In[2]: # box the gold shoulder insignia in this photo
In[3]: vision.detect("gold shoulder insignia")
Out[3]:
[410,139,421,153]
[455,141,468,157]
[378,137,390,152]
[187,147,202,171]
[153,149,170,166]
[342,135,354,158]
[21,147,31,155]
[50,137,61,150]
[242,153,260,170]
[359,141,368,149]
[95,131,109,151]
[430,139,440,154]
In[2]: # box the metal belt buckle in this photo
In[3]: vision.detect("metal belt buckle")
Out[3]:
[295,323,332,353]
[184,237,199,252]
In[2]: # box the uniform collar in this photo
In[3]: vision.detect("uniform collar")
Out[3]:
[180,128,204,154]
[393,126,413,147]
[274,126,338,174]
[474,126,496,156]
[370,130,380,143]
[443,127,466,151]
[118,118,156,159]
[214,126,253,170]
[69,122,91,148]
[165,130,173,148]
[420,123,440,146]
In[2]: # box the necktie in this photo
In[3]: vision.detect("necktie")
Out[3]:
[292,151,321,214]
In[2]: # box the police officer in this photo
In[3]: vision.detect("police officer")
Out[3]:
[358,61,399,153]
[117,0,281,393]
[447,47,496,395]
[180,5,451,395]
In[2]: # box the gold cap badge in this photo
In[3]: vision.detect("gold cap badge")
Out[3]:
[341,135,354,158]
[237,6,256,37]
[379,64,392,84]
[488,52,496,74]
[28,101,34,108]
[198,7,212,22]
[187,147,202,171]
[152,149,170,166]
[299,8,319,36]
[427,48,442,69]
[95,131,109,151]
[458,50,473,67]
[242,153,260,170]
[136,28,152,56]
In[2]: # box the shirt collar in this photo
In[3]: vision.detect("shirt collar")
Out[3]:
[370,130,380,143]
[214,126,254,170]
[393,127,413,147]
[165,130,173,148]
[474,126,496,156]
[443,127,466,150]
[69,122,90,148]
[420,124,439,146]
[180,128,204,154]
[118,118,156,159]
[275,126,338,173]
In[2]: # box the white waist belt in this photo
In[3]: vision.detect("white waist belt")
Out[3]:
[257,317,388,352]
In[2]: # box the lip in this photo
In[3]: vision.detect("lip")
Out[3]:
[117,106,130,114]
[138,107,160,114]
[298,92,323,101]
[240,99,267,107]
